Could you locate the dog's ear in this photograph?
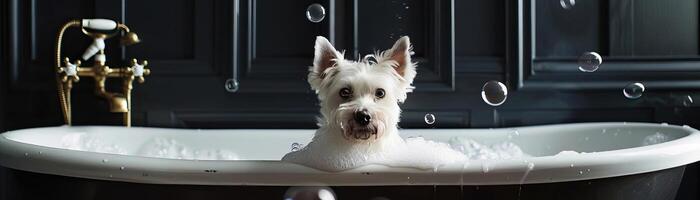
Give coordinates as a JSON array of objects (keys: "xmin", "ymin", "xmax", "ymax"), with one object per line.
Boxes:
[
  {"xmin": 384, "ymin": 36, "xmax": 416, "ymax": 84},
  {"xmin": 309, "ymin": 36, "xmax": 342, "ymax": 92},
  {"xmin": 381, "ymin": 36, "xmax": 417, "ymax": 101}
]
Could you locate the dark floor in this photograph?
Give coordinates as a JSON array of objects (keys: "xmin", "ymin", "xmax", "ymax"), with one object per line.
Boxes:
[{"xmin": 0, "ymin": 164, "xmax": 695, "ymax": 200}]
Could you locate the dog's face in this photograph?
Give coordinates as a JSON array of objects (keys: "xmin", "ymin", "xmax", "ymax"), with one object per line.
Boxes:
[{"xmin": 308, "ymin": 36, "xmax": 416, "ymax": 143}]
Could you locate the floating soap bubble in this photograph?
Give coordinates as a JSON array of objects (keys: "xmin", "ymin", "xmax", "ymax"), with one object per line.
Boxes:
[
  {"xmin": 224, "ymin": 78, "xmax": 239, "ymax": 92},
  {"xmin": 306, "ymin": 4, "xmax": 326, "ymax": 23},
  {"xmin": 683, "ymin": 95, "xmax": 694, "ymax": 107},
  {"xmin": 363, "ymin": 54, "xmax": 378, "ymax": 64},
  {"xmin": 284, "ymin": 187, "xmax": 336, "ymax": 200},
  {"xmin": 424, "ymin": 113, "xmax": 436, "ymax": 125},
  {"xmin": 623, "ymin": 82, "xmax": 645, "ymax": 99},
  {"xmin": 560, "ymin": 0, "xmax": 576, "ymax": 9},
  {"xmin": 481, "ymin": 81, "xmax": 508, "ymax": 106},
  {"xmin": 317, "ymin": 189, "xmax": 335, "ymax": 200},
  {"xmin": 578, "ymin": 52, "xmax": 602, "ymax": 72}
]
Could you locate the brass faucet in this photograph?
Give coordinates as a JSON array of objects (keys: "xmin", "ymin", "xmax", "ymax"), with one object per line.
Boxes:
[{"xmin": 55, "ymin": 19, "xmax": 150, "ymax": 127}]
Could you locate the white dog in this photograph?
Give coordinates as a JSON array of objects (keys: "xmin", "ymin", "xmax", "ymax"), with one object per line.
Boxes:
[{"xmin": 282, "ymin": 36, "xmax": 464, "ymax": 171}]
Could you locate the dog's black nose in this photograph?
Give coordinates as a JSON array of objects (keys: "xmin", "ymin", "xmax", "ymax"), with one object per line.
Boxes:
[{"xmin": 354, "ymin": 110, "xmax": 371, "ymax": 125}]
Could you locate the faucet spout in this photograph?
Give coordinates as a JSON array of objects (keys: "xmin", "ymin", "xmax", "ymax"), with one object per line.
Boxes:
[
  {"xmin": 106, "ymin": 93, "xmax": 128, "ymax": 113},
  {"xmin": 91, "ymin": 66, "xmax": 128, "ymax": 113}
]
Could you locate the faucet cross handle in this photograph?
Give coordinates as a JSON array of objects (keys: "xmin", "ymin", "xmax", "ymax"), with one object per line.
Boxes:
[
  {"xmin": 130, "ymin": 59, "xmax": 150, "ymax": 83},
  {"xmin": 59, "ymin": 57, "xmax": 81, "ymax": 82}
]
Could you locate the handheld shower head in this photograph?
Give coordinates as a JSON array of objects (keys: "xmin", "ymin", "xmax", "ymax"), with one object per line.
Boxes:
[{"xmin": 81, "ymin": 19, "xmax": 117, "ymax": 30}]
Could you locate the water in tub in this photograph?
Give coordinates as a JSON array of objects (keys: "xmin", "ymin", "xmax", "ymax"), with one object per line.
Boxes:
[
  {"xmin": 281, "ymin": 113, "xmax": 529, "ymax": 171},
  {"xmin": 58, "ymin": 123, "xmax": 672, "ymax": 172},
  {"xmin": 60, "ymin": 132, "xmax": 239, "ymax": 160},
  {"xmin": 58, "ymin": 126, "xmax": 529, "ymax": 171},
  {"xmin": 280, "ymin": 126, "xmax": 674, "ymax": 172},
  {"xmin": 281, "ymin": 134, "xmax": 528, "ymax": 171}
]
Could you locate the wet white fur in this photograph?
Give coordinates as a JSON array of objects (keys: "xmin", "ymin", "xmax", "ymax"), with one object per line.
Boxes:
[{"xmin": 282, "ymin": 36, "xmax": 461, "ymax": 171}]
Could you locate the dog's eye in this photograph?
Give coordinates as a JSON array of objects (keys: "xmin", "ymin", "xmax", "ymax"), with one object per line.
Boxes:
[
  {"xmin": 339, "ymin": 88, "xmax": 352, "ymax": 99},
  {"xmin": 375, "ymin": 88, "xmax": 385, "ymax": 99}
]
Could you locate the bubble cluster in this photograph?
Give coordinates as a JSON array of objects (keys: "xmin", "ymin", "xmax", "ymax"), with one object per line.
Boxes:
[{"xmin": 642, "ymin": 132, "xmax": 670, "ymax": 146}]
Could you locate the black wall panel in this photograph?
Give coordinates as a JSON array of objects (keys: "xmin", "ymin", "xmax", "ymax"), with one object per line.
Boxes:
[
  {"xmin": 1, "ymin": 0, "xmax": 700, "ymax": 199},
  {"xmin": 2, "ymin": 0, "xmax": 700, "ymax": 130}
]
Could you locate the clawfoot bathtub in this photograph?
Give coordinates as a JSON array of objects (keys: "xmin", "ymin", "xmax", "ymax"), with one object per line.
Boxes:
[{"xmin": 0, "ymin": 122, "xmax": 698, "ymax": 200}]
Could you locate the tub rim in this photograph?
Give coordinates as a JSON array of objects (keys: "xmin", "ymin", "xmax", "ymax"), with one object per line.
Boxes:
[{"xmin": 0, "ymin": 122, "xmax": 699, "ymax": 186}]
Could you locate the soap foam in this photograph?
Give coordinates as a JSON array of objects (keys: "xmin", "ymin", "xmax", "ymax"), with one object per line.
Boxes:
[
  {"xmin": 371, "ymin": 137, "xmax": 469, "ymax": 169},
  {"xmin": 283, "ymin": 136, "xmax": 529, "ymax": 171},
  {"xmin": 379, "ymin": 137, "xmax": 529, "ymax": 168},
  {"xmin": 642, "ymin": 132, "xmax": 670, "ymax": 146},
  {"xmin": 137, "ymin": 137, "xmax": 239, "ymax": 160},
  {"xmin": 61, "ymin": 132, "xmax": 128, "ymax": 155},
  {"xmin": 60, "ymin": 133, "xmax": 239, "ymax": 160},
  {"xmin": 554, "ymin": 150, "xmax": 581, "ymax": 157},
  {"xmin": 448, "ymin": 137, "xmax": 526, "ymax": 160}
]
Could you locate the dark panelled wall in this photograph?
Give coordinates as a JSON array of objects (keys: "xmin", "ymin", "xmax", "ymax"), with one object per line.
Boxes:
[
  {"xmin": 3, "ymin": 1, "xmax": 700, "ymax": 129},
  {"xmin": 1, "ymin": 0, "xmax": 700, "ymax": 199}
]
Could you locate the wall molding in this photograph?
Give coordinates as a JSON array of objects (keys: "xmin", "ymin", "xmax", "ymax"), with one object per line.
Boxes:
[{"xmin": 514, "ymin": 0, "xmax": 700, "ymax": 91}]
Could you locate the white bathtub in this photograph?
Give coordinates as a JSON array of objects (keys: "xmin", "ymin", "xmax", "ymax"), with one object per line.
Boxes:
[{"xmin": 1, "ymin": 122, "xmax": 699, "ymax": 189}]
